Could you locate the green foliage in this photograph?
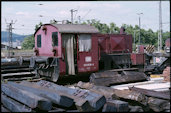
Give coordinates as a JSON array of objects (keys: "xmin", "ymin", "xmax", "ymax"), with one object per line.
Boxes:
[
  {"xmin": 162, "ymin": 31, "xmax": 170, "ymax": 47},
  {"xmin": 50, "ymin": 19, "xmax": 58, "ymax": 24},
  {"xmin": 35, "ymin": 22, "xmax": 43, "ymax": 31},
  {"xmin": 21, "ymin": 35, "xmax": 34, "ymax": 50},
  {"xmin": 81, "ymin": 19, "xmax": 170, "ymax": 49},
  {"xmin": 22, "ymin": 22, "xmax": 43, "ymax": 50},
  {"xmin": 22, "ymin": 19, "xmax": 170, "ymax": 51}
]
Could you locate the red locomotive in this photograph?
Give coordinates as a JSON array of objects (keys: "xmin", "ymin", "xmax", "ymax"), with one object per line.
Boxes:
[{"xmin": 26, "ymin": 24, "xmax": 145, "ymax": 82}]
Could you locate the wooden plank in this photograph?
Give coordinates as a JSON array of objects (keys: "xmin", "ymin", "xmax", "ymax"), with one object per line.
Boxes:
[
  {"xmin": 147, "ymin": 97, "xmax": 170, "ymax": 112},
  {"xmin": 109, "ymin": 68, "xmax": 138, "ymax": 72},
  {"xmin": 111, "ymin": 78, "xmax": 169, "ymax": 91},
  {"xmin": 111, "ymin": 80, "xmax": 155, "ymax": 90},
  {"xmin": 77, "ymin": 81, "xmax": 114, "ymax": 99},
  {"xmin": 1, "ymin": 93, "xmax": 32, "ymax": 112},
  {"xmin": 90, "ymin": 71, "xmax": 118, "ymax": 78},
  {"xmin": 89, "ymin": 71, "xmax": 148, "ymax": 86},
  {"xmin": 66, "ymin": 110, "xmax": 80, "ymax": 112},
  {"xmin": 133, "ymin": 82, "xmax": 170, "ymax": 90},
  {"xmin": 102, "ymin": 99, "xmax": 129, "ymax": 112},
  {"xmin": 1, "ymin": 83, "xmax": 52, "ymax": 110},
  {"xmin": 76, "ymin": 81, "xmax": 148, "ymax": 106},
  {"xmin": 7, "ymin": 81, "xmax": 74, "ymax": 108},
  {"xmin": 102, "ymin": 103, "xmax": 117, "ymax": 112},
  {"xmin": 129, "ymin": 105, "xmax": 144, "ymax": 112},
  {"xmin": 36, "ymin": 80, "xmax": 106, "ymax": 111},
  {"xmin": 36, "ymin": 82, "xmax": 92, "ymax": 112},
  {"xmin": 74, "ymin": 98, "xmax": 93, "ymax": 112},
  {"xmin": 48, "ymin": 107, "xmax": 65, "ymax": 112},
  {"xmin": 1, "ymin": 105, "xmax": 10, "ymax": 112},
  {"xmin": 129, "ymin": 86, "xmax": 170, "ymax": 100}
]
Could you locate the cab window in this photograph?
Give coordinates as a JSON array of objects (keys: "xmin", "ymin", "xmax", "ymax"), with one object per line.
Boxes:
[
  {"xmin": 52, "ymin": 32, "xmax": 58, "ymax": 46},
  {"xmin": 78, "ymin": 34, "xmax": 91, "ymax": 52},
  {"xmin": 37, "ymin": 35, "xmax": 41, "ymax": 48}
]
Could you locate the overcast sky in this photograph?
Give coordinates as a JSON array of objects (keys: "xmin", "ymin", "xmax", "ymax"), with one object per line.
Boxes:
[{"xmin": 1, "ymin": 1, "xmax": 170, "ymax": 35}]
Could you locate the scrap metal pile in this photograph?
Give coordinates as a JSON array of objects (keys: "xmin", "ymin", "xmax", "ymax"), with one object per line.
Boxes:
[{"xmin": 1, "ymin": 79, "xmax": 170, "ymax": 112}]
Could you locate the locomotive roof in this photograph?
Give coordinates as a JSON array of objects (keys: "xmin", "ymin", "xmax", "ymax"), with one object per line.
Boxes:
[
  {"xmin": 34, "ymin": 24, "xmax": 99, "ymax": 35},
  {"xmin": 52, "ymin": 24, "xmax": 99, "ymax": 33}
]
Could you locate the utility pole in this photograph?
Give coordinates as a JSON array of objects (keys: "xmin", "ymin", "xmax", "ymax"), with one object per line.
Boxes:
[
  {"xmin": 5, "ymin": 19, "xmax": 17, "ymax": 58},
  {"xmin": 78, "ymin": 16, "xmax": 81, "ymax": 24},
  {"xmin": 158, "ymin": 0, "xmax": 162, "ymax": 52},
  {"xmin": 137, "ymin": 13, "xmax": 143, "ymax": 45},
  {"xmin": 70, "ymin": 9, "xmax": 77, "ymax": 24}
]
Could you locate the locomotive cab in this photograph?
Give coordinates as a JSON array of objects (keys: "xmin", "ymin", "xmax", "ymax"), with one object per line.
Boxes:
[{"xmin": 32, "ymin": 24, "xmax": 99, "ymax": 82}]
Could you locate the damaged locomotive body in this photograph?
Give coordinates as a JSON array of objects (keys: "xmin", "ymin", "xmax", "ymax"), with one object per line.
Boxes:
[
  {"xmin": 30, "ymin": 24, "xmax": 145, "ymax": 82},
  {"xmin": 32, "ymin": 24, "xmax": 99, "ymax": 82}
]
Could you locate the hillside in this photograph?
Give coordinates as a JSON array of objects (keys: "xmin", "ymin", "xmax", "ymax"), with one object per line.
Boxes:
[{"xmin": 1, "ymin": 31, "xmax": 32, "ymax": 42}]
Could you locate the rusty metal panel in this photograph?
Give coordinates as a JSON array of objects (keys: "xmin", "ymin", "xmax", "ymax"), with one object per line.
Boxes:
[
  {"xmin": 165, "ymin": 38, "xmax": 170, "ymax": 47},
  {"xmin": 137, "ymin": 45, "xmax": 145, "ymax": 53},
  {"xmin": 131, "ymin": 53, "xmax": 145, "ymax": 65},
  {"xmin": 97, "ymin": 34, "xmax": 132, "ymax": 54},
  {"xmin": 110, "ymin": 36, "xmax": 125, "ymax": 52},
  {"xmin": 125, "ymin": 35, "xmax": 133, "ymax": 53},
  {"xmin": 97, "ymin": 35, "xmax": 110, "ymax": 54},
  {"xmin": 77, "ymin": 36, "xmax": 99, "ymax": 74}
]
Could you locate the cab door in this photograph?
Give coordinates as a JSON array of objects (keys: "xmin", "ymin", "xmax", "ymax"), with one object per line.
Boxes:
[{"xmin": 77, "ymin": 34, "xmax": 99, "ymax": 73}]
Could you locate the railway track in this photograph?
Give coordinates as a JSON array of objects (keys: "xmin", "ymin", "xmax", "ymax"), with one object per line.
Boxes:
[{"xmin": 1, "ymin": 61, "xmax": 37, "ymax": 82}]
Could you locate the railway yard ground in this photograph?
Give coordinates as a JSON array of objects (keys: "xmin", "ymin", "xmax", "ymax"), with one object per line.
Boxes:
[{"xmin": 1, "ymin": 56, "xmax": 170, "ymax": 112}]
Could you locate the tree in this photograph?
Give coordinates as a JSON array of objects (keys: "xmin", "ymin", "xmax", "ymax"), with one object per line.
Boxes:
[
  {"xmin": 21, "ymin": 35, "xmax": 34, "ymax": 50},
  {"xmin": 22, "ymin": 22, "xmax": 43, "ymax": 50},
  {"xmin": 109, "ymin": 22, "xmax": 119, "ymax": 33},
  {"xmin": 35, "ymin": 22, "xmax": 43, "ymax": 31},
  {"xmin": 162, "ymin": 31, "xmax": 170, "ymax": 48},
  {"xmin": 50, "ymin": 19, "xmax": 58, "ymax": 24},
  {"xmin": 21, "ymin": 18, "xmax": 169, "ymax": 51}
]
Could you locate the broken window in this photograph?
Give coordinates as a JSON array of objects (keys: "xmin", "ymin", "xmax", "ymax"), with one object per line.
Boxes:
[
  {"xmin": 52, "ymin": 32, "xmax": 58, "ymax": 46},
  {"xmin": 78, "ymin": 34, "xmax": 91, "ymax": 52},
  {"xmin": 37, "ymin": 35, "xmax": 41, "ymax": 48}
]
